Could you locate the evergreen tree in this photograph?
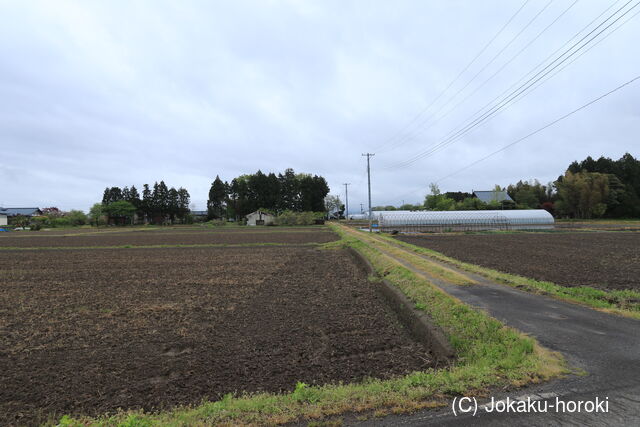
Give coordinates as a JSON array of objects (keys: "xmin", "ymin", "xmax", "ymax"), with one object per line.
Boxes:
[
  {"xmin": 177, "ymin": 188, "xmax": 190, "ymax": 222},
  {"xmin": 278, "ymin": 168, "xmax": 299, "ymax": 211},
  {"xmin": 128, "ymin": 185, "xmax": 141, "ymax": 207},
  {"xmin": 207, "ymin": 175, "xmax": 227, "ymax": 219},
  {"xmin": 142, "ymin": 184, "xmax": 152, "ymax": 222},
  {"xmin": 168, "ymin": 187, "xmax": 179, "ymax": 223}
]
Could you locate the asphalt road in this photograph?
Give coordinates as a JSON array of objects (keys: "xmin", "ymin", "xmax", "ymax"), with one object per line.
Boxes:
[{"xmin": 355, "ymin": 242, "xmax": 640, "ymax": 426}]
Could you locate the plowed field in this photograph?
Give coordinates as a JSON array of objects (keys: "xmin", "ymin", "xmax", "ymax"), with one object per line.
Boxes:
[
  {"xmin": 0, "ymin": 229, "xmax": 336, "ymax": 248},
  {"xmin": 397, "ymin": 232, "xmax": 640, "ymax": 291},
  {"xmin": 1, "ymin": 245, "xmax": 432, "ymax": 425}
]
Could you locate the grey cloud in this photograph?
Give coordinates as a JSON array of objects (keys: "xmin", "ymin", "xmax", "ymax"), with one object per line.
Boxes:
[{"xmin": 0, "ymin": 0, "xmax": 638, "ymax": 211}]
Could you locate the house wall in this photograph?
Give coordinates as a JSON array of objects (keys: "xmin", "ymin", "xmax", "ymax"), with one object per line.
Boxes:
[
  {"xmin": 0, "ymin": 215, "xmax": 7, "ymax": 226},
  {"xmin": 246, "ymin": 212, "xmax": 275, "ymax": 226}
]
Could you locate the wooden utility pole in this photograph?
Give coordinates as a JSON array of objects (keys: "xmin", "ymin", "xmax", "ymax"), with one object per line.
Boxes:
[{"xmin": 362, "ymin": 153, "xmax": 374, "ymax": 232}]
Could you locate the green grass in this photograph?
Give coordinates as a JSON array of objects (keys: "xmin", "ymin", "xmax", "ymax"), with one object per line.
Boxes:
[
  {"xmin": 51, "ymin": 227, "xmax": 564, "ymax": 426},
  {"xmin": 378, "ymin": 233, "xmax": 640, "ymax": 319},
  {"xmin": 340, "ymin": 229, "xmax": 475, "ymax": 286},
  {"xmin": 556, "ymin": 218, "xmax": 640, "ymax": 224}
]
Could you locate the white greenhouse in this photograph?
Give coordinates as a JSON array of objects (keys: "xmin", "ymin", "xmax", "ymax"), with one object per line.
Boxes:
[{"xmin": 376, "ymin": 209, "xmax": 554, "ymax": 232}]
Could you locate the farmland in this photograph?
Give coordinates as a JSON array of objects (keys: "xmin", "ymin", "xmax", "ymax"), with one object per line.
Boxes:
[
  {"xmin": 396, "ymin": 231, "xmax": 640, "ymax": 291},
  {"xmin": 0, "ymin": 228, "xmax": 434, "ymax": 425},
  {"xmin": 0, "ymin": 227, "xmax": 337, "ymax": 248}
]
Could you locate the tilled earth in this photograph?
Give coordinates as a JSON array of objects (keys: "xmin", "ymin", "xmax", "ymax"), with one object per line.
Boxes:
[
  {"xmin": 397, "ymin": 231, "xmax": 640, "ymax": 291},
  {"xmin": 0, "ymin": 229, "xmax": 337, "ymax": 247},
  {"xmin": 0, "ymin": 246, "xmax": 433, "ymax": 425}
]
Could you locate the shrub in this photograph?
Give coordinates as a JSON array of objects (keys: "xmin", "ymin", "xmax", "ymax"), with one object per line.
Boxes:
[
  {"xmin": 274, "ymin": 211, "xmax": 318, "ymax": 226},
  {"xmin": 50, "ymin": 217, "xmax": 72, "ymax": 227},
  {"xmin": 31, "ymin": 215, "xmax": 50, "ymax": 228},
  {"xmin": 65, "ymin": 210, "xmax": 88, "ymax": 226}
]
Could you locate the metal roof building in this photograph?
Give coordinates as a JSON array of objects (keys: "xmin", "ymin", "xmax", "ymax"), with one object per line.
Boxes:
[
  {"xmin": 472, "ymin": 191, "xmax": 514, "ymax": 204},
  {"xmin": 377, "ymin": 209, "xmax": 553, "ymax": 232},
  {"xmin": 0, "ymin": 207, "xmax": 42, "ymax": 217}
]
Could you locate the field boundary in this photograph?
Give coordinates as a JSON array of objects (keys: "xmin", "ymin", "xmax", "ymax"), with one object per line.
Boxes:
[
  {"xmin": 347, "ymin": 247, "xmax": 455, "ymax": 365},
  {"xmin": 0, "ymin": 242, "xmax": 323, "ymax": 251},
  {"xmin": 377, "ymin": 233, "xmax": 640, "ymax": 319}
]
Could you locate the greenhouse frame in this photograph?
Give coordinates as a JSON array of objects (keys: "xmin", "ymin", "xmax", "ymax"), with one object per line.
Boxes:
[{"xmin": 376, "ymin": 209, "xmax": 554, "ymax": 232}]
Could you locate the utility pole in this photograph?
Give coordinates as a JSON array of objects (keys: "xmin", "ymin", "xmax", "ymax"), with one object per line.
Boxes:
[
  {"xmin": 362, "ymin": 153, "xmax": 375, "ymax": 232},
  {"xmin": 360, "ymin": 203, "xmax": 364, "ymax": 213},
  {"xmin": 343, "ymin": 183, "xmax": 350, "ymax": 220}
]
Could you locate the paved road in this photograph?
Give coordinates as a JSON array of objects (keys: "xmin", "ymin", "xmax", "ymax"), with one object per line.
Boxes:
[{"xmin": 354, "ymin": 238, "xmax": 640, "ymax": 426}]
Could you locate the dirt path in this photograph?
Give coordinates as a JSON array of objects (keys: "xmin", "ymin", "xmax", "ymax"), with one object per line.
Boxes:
[{"xmin": 339, "ymin": 227, "xmax": 640, "ymax": 426}]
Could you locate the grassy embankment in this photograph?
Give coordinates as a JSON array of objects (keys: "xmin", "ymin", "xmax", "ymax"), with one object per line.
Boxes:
[
  {"xmin": 53, "ymin": 225, "xmax": 564, "ymax": 426},
  {"xmin": 372, "ymin": 232, "xmax": 640, "ymax": 320}
]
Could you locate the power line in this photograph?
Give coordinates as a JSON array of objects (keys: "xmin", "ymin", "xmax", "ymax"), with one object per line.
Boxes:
[
  {"xmin": 394, "ymin": 74, "xmax": 640, "ymax": 202},
  {"xmin": 384, "ymin": 0, "xmax": 639, "ymax": 170},
  {"xmin": 385, "ymin": 0, "xmax": 636, "ymax": 170},
  {"xmin": 371, "ymin": 0, "xmax": 531, "ymax": 153},
  {"xmin": 392, "ymin": 0, "xmax": 580, "ymax": 151},
  {"xmin": 385, "ymin": 0, "xmax": 637, "ymax": 169},
  {"xmin": 379, "ymin": 0, "xmax": 557, "ymax": 154},
  {"xmin": 436, "ymin": 74, "xmax": 640, "ymax": 182}
]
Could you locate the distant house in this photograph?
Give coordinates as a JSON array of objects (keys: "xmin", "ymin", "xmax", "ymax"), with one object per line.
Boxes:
[
  {"xmin": 246, "ymin": 210, "xmax": 275, "ymax": 226},
  {"xmin": 0, "ymin": 213, "xmax": 7, "ymax": 226},
  {"xmin": 472, "ymin": 191, "xmax": 514, "ymax": 204},
  {"xmin": 0, "ymin": 207, "xmax": 42, "ymax": 220},
  {"xmin": 190, "ymin": 210, "xmax": 208, "ymax": 220}
]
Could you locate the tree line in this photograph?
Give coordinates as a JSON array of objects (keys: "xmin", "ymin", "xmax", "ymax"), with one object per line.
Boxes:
[
  {"xmin": 207, "ymin": 168, "xmax": 330, "ymax": 220},
  {"xmin": 373, "ymin": 153, "xmax": 639, "ymax": 219},
  {"xmin": 98, "ymin": 181, "xmax": 191, "ymax": 224},
  {"xmin": 506, "ymin": 153, "xmax": 640, "ymax": 218}
]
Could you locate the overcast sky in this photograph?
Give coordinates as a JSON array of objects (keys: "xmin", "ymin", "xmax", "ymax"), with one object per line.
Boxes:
[{"xmin": 1, "ymin": 0, "xmax": 638, "ymax": 212}]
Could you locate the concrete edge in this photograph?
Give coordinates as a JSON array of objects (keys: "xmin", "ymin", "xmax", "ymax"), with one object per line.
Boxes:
[{"xmin": 346, "ymin": 247, "xmax": 456, "ymax": 366}]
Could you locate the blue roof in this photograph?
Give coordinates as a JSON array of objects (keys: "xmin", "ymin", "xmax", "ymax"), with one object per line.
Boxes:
[
  {"xmin": 472, "ymin": 191, "xmax": 514, "ymax": 203},
  {"xmin": 0, "ymin": 207, "xmax": 42, "ymax": 216}
]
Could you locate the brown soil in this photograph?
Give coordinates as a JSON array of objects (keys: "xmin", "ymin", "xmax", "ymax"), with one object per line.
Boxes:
[
  {"xmin": 396, "ymin": 232, "xmax": 640, "ymax": 291},
  {"xmin": 0, "ymin": 225, "xmax": 329, "ymax": 237},
  {"xmin": 0, "ymin": 229, "xmax": 337, "ymax": 248},
  {"xmin": 0, "ymin": 246, "xmax": 432, "ymax": 426}
]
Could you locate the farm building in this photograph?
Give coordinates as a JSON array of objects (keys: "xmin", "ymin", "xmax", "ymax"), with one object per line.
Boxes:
[
  {"xmin": 0, "ymin": 207, "xmax": 42, "ymax": 223},
  {"xmin": 377, "ymin": 209, "xmax": 554, "ymax": 232},
  {"xmin": 0, "ymin": 207, "xmax": 42, "ymax": 217},
  {"xmin": 246, "ymin": 210, "xmax": 275, "ymax": 226},
  {"xmin": 472, "ymin": 190, "xmax": 514, "ymax": 204},
  {"xmin": 190, "ymin": 210, "xmax": 208, "ymax": 220}
]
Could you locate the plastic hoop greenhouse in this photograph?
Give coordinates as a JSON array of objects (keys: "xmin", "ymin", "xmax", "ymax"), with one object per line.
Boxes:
[{"xmin": 375, "ymin": 210, "xmax": 554, "ymax": 232}]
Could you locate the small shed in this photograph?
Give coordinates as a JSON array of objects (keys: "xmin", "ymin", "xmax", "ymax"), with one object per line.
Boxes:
[{"xmin": 246, "ymin": 210, "xmax": 275, "ymax": 226}]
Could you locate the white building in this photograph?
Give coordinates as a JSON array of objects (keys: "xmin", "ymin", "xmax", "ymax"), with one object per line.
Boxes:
[
  {"xmin": 246, "ymin": 210, "xmax": 276, "ymax": 226},
  {"xmin": 0, "ymin": 214, "xmax": 7, "ymax": 226}
]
